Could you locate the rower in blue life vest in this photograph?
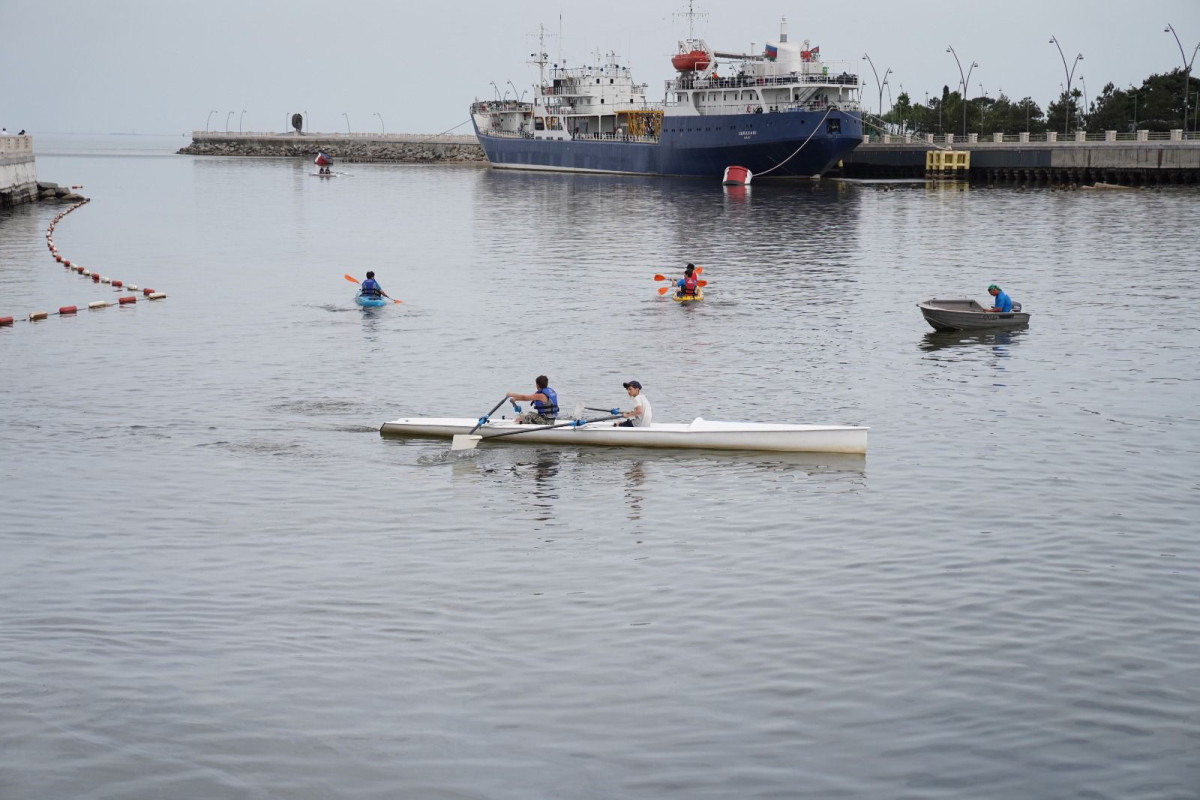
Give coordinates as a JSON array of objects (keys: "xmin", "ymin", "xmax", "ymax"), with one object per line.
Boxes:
[
  {"xmin": 507, "ymin": 375, "xmax": 559, "ymax": 425},
  {"xmin": 361, "ymin": 271, "xmax": 392, "ymax": 301},
  {"xmin": 676, "ymin": 263, "xmax": 700, "ymax": 297},
  {"xmin": 986, "ymin": 283, "xmax": 1013, "ymax": 312}
]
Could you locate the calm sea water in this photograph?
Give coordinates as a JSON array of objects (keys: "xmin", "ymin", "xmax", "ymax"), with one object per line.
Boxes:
[{"xmin": 2, "ymin": 134, "xmax": 1197, "ymax": 799}]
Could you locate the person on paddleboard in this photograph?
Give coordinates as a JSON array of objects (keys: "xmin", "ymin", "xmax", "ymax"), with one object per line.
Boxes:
[
  {"xmin": 986, "ymin": 283, "xmax": 1013, "ymax": 312},
  {"xmin": 614, "ymin": 380, "xmax": 652, "ymax": 427},
  {"xmin": 507, "ymin": 375, "xmax": 559, "ymax": 425},
  {"xmin": 361, "ymin": 271, "xmax": 392, "ymax": 300},
  {"xmin": 676, "ymin": 264, "xmax": 700, "ymax": 298}
]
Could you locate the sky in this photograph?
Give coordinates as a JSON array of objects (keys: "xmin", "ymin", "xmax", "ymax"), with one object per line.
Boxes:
[{"xmin": 2, "ymin": 0, "xmax": 1197, "ymax": 135}]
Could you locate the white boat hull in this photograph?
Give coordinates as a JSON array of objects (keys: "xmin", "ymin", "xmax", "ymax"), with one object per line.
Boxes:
[{"xmin": 380, "ymin": 417, "xmax": 868, "ymax": 454}]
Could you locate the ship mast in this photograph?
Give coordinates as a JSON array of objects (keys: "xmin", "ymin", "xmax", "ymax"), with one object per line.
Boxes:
[
  {"xmin": 675, "ymin": 0, "xmax": 707, "ymax": 42},
  {"xmin": 529, "ymin": 23, "xmax": 549, "ymax": 88}
]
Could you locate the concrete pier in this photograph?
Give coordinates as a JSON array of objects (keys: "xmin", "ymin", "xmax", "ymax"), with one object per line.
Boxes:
[
  {"xmin": 0, "ymin": 135, "xmax": 38, "ymax": 206},
  {"xmin": 178, "ymin": 131, "xmax": 486, "ymax": 163},
  {"xmin": 842, "ymin": 131, "xmax": 1200, "ymax": 185}
]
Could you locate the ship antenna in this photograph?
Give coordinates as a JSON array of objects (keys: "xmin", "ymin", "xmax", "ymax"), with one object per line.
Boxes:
[{"xmin": 675, "ymin": 0, "xmax": 707, "ymax": 41}]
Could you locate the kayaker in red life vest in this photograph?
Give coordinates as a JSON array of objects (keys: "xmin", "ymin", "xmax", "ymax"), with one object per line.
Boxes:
[
  {"xmin": 676, "ymin": 264, "xmax": 700, "ymax": 297},
  {"xmin": 361, "ymin": 271, "xmax": 392, "ymax": 300}
]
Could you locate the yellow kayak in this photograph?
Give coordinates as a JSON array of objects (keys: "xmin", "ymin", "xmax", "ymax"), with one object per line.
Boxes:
[{"xmin": 672, "ymin": 288, "xmax": 704, "ymax": 303}]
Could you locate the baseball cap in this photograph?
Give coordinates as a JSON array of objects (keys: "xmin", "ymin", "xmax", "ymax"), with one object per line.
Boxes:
[
  {"xmin": 622, "ymin": 380, "xmax": 642, "ymax": 390},
  {"xmin": 987, "ymin": 284, "xmax": 999, "ymax": 291}
]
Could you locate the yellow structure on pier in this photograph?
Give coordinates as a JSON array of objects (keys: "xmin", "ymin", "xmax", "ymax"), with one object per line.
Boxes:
[{"xmin": 926, "ymin": 149, "xmax": 970, "ymax": 179}]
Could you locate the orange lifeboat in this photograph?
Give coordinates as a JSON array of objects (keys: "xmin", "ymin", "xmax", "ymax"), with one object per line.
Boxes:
[{"xmin": 671, "ymin": 49, "xmax": 710, "ymax": 72}]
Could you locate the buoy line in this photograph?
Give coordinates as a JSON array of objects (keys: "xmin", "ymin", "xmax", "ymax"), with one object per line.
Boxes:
[{"xmin": 2, "ymin": 196, "xmax": 169, "ymax": 329}]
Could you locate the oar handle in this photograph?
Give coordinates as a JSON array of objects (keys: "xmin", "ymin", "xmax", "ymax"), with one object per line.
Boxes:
[
  {"xmin": 584, "ymin": 407, "xmax": 621, "ymax": 415},
  {"xmin": 480, "ymin": 414, "xmax": 620, "ymax": 440},
  {"xmin": 468, "ymin": 396, "xmax": 513, "ymax": 435}
]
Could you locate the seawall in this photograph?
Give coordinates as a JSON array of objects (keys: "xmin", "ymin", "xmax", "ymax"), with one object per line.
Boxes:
[
  {"xmin": 178, "ymin": 132, "xmax": 486, "ymax": 163},
  {"xmin": 843, "ymin": 130, "xmax": 1200, "ymax": 185},
  {"xmin": 1, "ymin": 135, "xmax": 38, "ymax": 206}
]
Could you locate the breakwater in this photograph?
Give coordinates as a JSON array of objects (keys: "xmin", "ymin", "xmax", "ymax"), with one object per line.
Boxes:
[
  {"xmin": 1, "ymin": 135, "xmax": 38, "ymax": 206},
  {"xmin": 843, "ymin": 130, "xmax": 1200, "ymax": 185},
  {"xmin": 178, "ymin": 131, "xmax": 486, "ymax": 163}
]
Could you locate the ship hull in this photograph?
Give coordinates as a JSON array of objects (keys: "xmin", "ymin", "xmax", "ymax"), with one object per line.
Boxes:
[{"xmin": 473, "ymin": 109, "xmax": 862, "ymax": 178}]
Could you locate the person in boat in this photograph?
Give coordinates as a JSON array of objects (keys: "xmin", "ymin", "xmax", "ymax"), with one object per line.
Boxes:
[
  {"xmin": 986, "ymin": 284, "xmax": 1013, "ymax": 313},
  {"xmin": 676, "ymin": 264, "xmax": 700, "ymax": 298},
  {"xmin": 360, "ymin": 271, "xmax": 392, "ymax": 300},
  {"xmin": 614, "ymin": 380, "xmax": 652, "ymax": 427},
  {"xmin": 507, "ymin": 375, "xmax": 558, "ymax": 425}
]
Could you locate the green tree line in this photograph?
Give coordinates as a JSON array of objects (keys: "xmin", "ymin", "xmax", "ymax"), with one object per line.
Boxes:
[{"xmin": 879, "ymin": 69, "xmax": 1200, "ymax": 136}]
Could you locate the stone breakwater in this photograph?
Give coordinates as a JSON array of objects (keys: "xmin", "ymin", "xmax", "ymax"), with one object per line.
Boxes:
[{"xmin": 178, "ymin": 132, "xmax": 486, "ymax": 163}]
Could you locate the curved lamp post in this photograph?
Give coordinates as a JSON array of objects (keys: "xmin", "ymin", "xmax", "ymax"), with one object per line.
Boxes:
[
  {"xmin": 1164, "ymin": 24, "xmax": 1200, "ymax": 133},
  {"xmin": 1049, "ymin": 35, "xmax": 1083, "ymax": 134},
  {"xmin": 225, "ymin": 111, "xmax": 234, "ymax": 133},
  {"xmin": 489, "ymin": 81, "xmax": 502, "ymax": 101},
  {"xmin": 1079, "ymin": 76, "xmax": 1089, "ymax": 129},
  {"xmin": 239, "ymin": 109, "xmax": 247, "ymax": 133},
  {"xmin": 206, "ymin": 110, "xmax": 218, "ymax": 132},
  {"xmin": 373, "ymin": 112, "xmax": 385, "ymax": 134},
  {"xmin": 861, "ymin": 53, "xmax": 892, "ymax": 117},
  {"xmin": 946, "ymin": 46, "xmax": 977, "ymax": 138},
  {"xmin": 342, "ymin": 113, "xmax": 350, "ymax": 134}
]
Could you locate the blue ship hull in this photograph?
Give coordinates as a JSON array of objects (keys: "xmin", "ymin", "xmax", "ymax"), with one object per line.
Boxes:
[{"xmin": 473, "ymin": 109, "xmax": 863, "ymax": 178}]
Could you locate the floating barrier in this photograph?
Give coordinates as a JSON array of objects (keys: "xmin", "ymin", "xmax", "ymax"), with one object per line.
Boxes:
[{"xmin": 6, "ymin": 194, "xmax": 169, "ymax": 332}]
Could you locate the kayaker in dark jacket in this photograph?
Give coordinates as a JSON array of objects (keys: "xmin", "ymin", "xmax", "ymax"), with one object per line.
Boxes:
[
  {"xmin": 507, "ymin": 375, "xmax": 559, "ymax": 424},
  {"xmin": 361, "ymin": 271, "xmax": 392, "ymax": 300}
]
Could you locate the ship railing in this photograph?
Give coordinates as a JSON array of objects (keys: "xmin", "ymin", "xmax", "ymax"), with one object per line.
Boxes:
[
  {"xmin": 472, "ymin": 101, "xmax": 533, "ymax": 114},
  {"xmin": 663, "ymin": 99, "xmax": 862, "ymax": 115},
  {"xmin": 480, "ymin": 129, "xmax": 661, "ymax": 144},
  {"xmin": 862, "ymin": 129, "xmax": 1200, "ymax": 145},
  {"xmin": 669, "ymin": 72, "xmax": 859, "ymax": 92}
]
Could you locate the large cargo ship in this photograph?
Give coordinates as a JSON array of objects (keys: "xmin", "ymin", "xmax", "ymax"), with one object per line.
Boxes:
[{"xmin": 470, "ymin": 14, "xmax": 863, "ymax": 179}]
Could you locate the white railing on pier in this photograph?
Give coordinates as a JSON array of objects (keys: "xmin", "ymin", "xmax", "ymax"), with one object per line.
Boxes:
[{"xmin": 861, "ymin": 130, "xmax": 1196, "ymax": 146}]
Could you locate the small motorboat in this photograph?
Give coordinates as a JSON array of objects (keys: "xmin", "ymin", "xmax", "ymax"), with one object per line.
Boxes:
[
  {"xmin": 354, "ymin": 292, "xmax": 389, "ymax": 308},
  {"xmin": 380, "ymin": 416, "xmax": 868, "ymax": 454},
  {"xmin": 917, "ymin": 298, "xmax": 1029, "ymax": 331},
  {"xmin": 673, "ymin": 288, "xmax": 704, "ymax": 303}
]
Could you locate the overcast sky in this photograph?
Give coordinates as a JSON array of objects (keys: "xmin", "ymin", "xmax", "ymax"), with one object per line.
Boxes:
[{"xmin": 2, "ymin": 0, "xmax": 1197, "ymax": 135}]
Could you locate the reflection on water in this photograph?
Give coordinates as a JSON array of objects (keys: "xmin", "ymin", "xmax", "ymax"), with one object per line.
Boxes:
[{"xmin": 919, "ymin": 327, "xmax": 1028, "ymax": 353}]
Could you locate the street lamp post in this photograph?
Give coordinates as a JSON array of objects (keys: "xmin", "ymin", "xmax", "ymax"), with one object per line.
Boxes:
[
  {"xmin": 1079, "ymin": 76, "xmax": 1089, "ymax": 129},
  {"xmin": 373, "ymin": 112, "xmax": 385, "ymax": 134},
  {"xmin": 239, "ymin": 109, "xmax": 247, "ymax": 133},
  {"xmin": 304, "ymin": 111, "xmax": 308, "ymax": 133},
  {"xmin": 1131, "ymin": 85, "xmax": 1139, "ymax": 130},
  {"xmin": 225, "ymin": 111, "xmax": 234, "ymax": 133},
  {"xmin": 1049, "ymin": 35, "xmax": 1083, "ymax": 134},
  {"xmin": 206, "ymin": 110, "xmax": 218, "ymax": 132},
  {"xmin": 1164, "ymin": 24, "xmax": 1200, "ymax": 134},
  {"xmin": 946, "ymin": 45, "xmax": 977, "ymax": 138},
  {"xmin": 862, "ymin": 53, "xmax": 892, "ymax": 117},
  {"xmin": 342, "ymin": 113, "xmax": 350, "ymax": 134},
  {"xmin": 507, "ymin": 81, "xmax": 522, "ymax": 105},
  {"xmin": 489, "ymin": 81, "xmax": 502, "ymax": 101}
]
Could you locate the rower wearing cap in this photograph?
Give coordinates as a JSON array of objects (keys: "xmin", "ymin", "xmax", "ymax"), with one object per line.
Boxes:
[
  {"xmin": 615, "ymin": 380, "xmax": 652, "ymax": 427},
  {"xmin": 986, "ymin": 284, "xmax": 1013, "ymax": 313}
]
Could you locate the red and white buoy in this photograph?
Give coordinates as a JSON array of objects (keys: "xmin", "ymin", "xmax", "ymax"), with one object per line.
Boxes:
[{"xmin": 722, "ymin": 165, "xmax": 753, "ymax": 186}]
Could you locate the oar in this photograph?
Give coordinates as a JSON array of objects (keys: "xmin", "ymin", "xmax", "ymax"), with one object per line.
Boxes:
[
  {"xmin": 653, "ymin": 266, "xmax": 703, "ymax": 282},
  {"xmin": 451, "ymin": 414, "xmax": 621, "ymax": 451},
  {"xmin": 344, "ymin": 273, "xmax": 402, "ymax": 304},
  {"xmin": 450, "ymin": 396, "xmax": 515, "ymax": 450}
]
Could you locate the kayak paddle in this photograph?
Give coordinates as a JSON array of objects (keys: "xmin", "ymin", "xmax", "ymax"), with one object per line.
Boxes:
[
  {"xmin": 343, "ymin": 273, "xmax": 402, "ymax": 303},
  {"xmin": 451, "ymin": 414, "xmax": 622, "ymax": 451}
]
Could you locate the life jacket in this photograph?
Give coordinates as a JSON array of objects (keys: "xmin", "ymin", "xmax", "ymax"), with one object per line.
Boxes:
[
  {"xmin": 361, "ymin": 278, "xmax": 381, "ymax": 296},
  {"xmin": 681, "ymin": 273, "xmax": 699, "ymax": 295},
  {"xmin": 532, "ymin": 386, "xmax": 559, "ymax": 419}
]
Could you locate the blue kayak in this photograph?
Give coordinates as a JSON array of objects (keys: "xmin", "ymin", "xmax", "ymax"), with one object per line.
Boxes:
[{"xmin": 355, "ymin": 292, "xmax": 389, "ymax": 308}]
